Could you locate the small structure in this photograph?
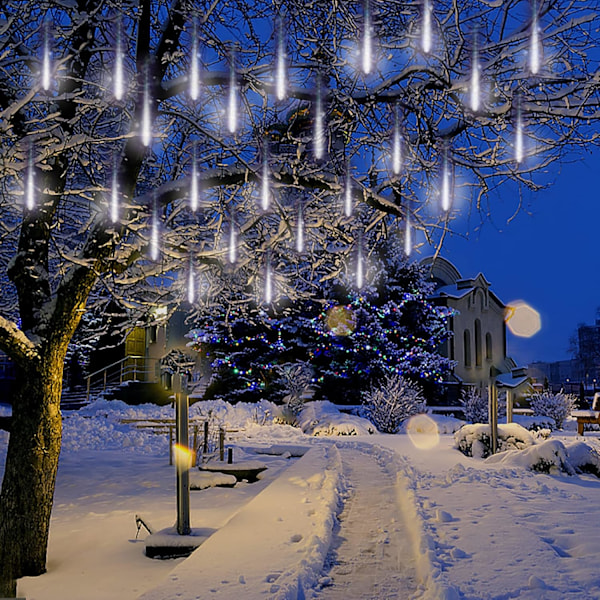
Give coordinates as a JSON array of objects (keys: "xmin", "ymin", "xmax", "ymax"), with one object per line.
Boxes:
[{"xmin": 421, "ymin": 256, "xmax": 530, "ymax": 405}]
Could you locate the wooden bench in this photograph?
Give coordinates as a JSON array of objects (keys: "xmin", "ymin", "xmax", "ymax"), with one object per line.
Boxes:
[{"xmin": 572, "ymin": 410, "xmax": 600, "ymax": 436}]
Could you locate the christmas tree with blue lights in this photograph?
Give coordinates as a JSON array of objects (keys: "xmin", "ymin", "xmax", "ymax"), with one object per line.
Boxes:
[{"xmin": 188, "ymin": 241, "xmax": 453, "ymax": 404}]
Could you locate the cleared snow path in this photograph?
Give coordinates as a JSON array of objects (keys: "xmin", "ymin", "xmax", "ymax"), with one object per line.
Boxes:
[{"xmin": 315, "ymin": 446, "xmax": 419, "ymax": 600}]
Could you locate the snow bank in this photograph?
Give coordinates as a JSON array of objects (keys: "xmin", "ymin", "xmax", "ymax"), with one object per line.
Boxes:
[
  {"xmin": 137, "ymin": 444, "xmax": 344, "ymax": 600},
  {"xmin": 297, "ymin": 401, "xmax": 376, "ymax": 436}
]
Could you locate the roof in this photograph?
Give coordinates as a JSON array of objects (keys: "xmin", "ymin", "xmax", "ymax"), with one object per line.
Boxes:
[{"xmin": 495, "ymin": 372, "xmax": 531, "ymax": 390}]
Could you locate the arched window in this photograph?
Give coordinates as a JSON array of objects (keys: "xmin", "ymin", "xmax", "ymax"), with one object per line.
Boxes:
[
  {"xmin": 464, "ymin": 329, "xmax": 471, "ymax": 367},
  {"xmin": 474, "ymin": 319, "xmax": 482, "ymax": 367},
  {"xmin": 486, "ymin": 333, "xmax": 493, "ymax": 361}
]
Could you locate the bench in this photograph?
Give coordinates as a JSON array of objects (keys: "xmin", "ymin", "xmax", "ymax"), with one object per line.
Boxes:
[{"xmin": 572, "ymin": 410, "xmax": 600, "ymax": 436}]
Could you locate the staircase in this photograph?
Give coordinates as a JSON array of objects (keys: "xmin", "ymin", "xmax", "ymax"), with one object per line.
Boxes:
[{"xmin": 60, "ymin": 387, "xmax": 91, "ymax": 410}]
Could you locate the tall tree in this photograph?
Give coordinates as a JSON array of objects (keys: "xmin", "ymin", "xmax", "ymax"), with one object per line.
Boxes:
[{"xmin": 0, "ymin": 0, "xmax": 598, "ymax": 594}]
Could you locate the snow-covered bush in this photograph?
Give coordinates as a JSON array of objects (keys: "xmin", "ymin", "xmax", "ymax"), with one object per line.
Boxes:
[
  {"xmin": 460, "ymin": 387, "xmax": 507, "ymax": 424},
  {"xmin": 486, "ymin": 439, "xmax": 600, "ymax": 478},
  {"xmin": 460, "ymin": 387, "xmax": 488, "ymax": 423},
  {"xmin": 565, "ymin": 441, "xmax": 600, "ymax": 477},
  {"xmin": 455, "ymin": 423, "xmax": 535, "ymax": 459},
  {"xmin": 362, "ymin": 373, "xmax": 426, "ymax": 434},
  {"xmin": 529, "ymin": 391, "xmax": 576, "ymax": 430},
  {"xmin": 485, "ymin": 439, "xmax": 574, "ymax": 474},
  {"xmin": 513, "ymin": 414, "xmax": 556, "ymax": 433},
  {"xmin": 298, "ymin": 401, "xmax": 375, "ymax": 436},
  {"xmin": 273, "ymin": 361, "xmax": 315, "ymax": 415}
]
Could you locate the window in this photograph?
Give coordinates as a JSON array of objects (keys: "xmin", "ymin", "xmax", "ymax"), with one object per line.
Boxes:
[
  {"xmin": 475, "ymin": 319, "xmax": 482, "ymax": 367},
  {"xmin": 486, "ymin": 333, "xmax": 493, "ymax": 361},
  {"xmin": 464, "ymin": 329, "xmax": 471, "ymax": 367}
]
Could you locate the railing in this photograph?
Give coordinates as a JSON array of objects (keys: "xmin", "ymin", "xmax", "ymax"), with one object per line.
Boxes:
[{"xmin": 86, "ymin": 355, "xmax": 155, "ymax": 402}]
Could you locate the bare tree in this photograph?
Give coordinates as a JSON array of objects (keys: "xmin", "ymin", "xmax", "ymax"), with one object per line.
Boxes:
[{"xmin": 0, "ymin": 0, "xmax": 598, "ymax": 594}]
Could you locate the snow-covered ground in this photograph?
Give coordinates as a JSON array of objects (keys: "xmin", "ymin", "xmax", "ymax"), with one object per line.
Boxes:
[{"xmin": 1, "ymin": 399, "xmax": 600, "ymax": 599}]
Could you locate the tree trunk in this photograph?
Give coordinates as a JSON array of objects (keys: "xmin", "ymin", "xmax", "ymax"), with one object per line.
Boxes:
[{"xmin": 0, "ymin": 358, "xmax": 63, "ymax": 597}]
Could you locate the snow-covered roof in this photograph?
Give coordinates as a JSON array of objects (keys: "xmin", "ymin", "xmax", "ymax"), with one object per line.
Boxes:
[
  {"xmin": 495, "ymin": 372, "xmax": 530, "ymax": 389},
  {"xmin": 429, "ymin": 284, "xmax": 472, "ymax": 300}
]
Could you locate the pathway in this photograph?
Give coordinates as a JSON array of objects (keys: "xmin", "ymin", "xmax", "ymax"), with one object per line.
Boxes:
[{"xmin": 315, "ymin": 446, "xmax": 419, "ymax": 600}]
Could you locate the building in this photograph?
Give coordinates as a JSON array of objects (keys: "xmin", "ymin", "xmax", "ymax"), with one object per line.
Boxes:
[
  {"xmin": 421, "ymin": 256, "xmax": 530, "ymax": 403},
  {"xmin": 528, "ymin": 319, "xmax": 600, "ymax": 396}
]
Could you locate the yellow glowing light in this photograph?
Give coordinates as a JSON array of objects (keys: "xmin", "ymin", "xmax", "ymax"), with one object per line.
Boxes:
[
  {"xmin": 173, "ymin": 444, "xmax": 194, "ymax": 470},
  {"xmin": 406, "ymin": 414, "xmax": 440, "ymax": 450},
  {"xmin": 505, "ymin": 300, "xmax": 541, "ymax": 338},
  {"xmin": 326, "ymin": 306, "xmax": 356, "ymax": 336}
]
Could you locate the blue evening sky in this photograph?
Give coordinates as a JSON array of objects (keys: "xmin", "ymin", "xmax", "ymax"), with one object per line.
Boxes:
[{"xmin": 437, "ymin": 150, "xmax": 599, "ymax": 367}]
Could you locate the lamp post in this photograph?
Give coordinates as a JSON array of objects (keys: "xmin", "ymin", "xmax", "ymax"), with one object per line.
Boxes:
[{"xmin": 173, "ymin": 372, "xmax": 191, "ymax": 536}]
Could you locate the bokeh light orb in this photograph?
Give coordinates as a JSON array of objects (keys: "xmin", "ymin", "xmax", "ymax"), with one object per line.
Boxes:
[
  {"xmin": 505, "ymin": 300, "xmax": 541, "ymax": 338},
  {"xmin": 326, "ymin": 305, "xmax": 356, "ymax": 336},
  {"xmin": 406, "ymin": 414, "xmax": 440, "ymax": 450}
]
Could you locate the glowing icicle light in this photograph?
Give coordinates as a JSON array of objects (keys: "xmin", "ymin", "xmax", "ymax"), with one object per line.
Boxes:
[
  {"xmin": 187, "ymin": 259, "xmax": 195, "ymax": 304},
  {"xmin": 422, "ymin": 0, "xmax": 432, "ymax": 54},
  {"xmin": 26, "ymin": 155, "xmax": 35, "ymax": 211},
  {"xmin": 530, "ymin": 6, "xmax": 540, "ymax": 75},
  {"xmin": 296, "ymin": 204, "xmax": 304, "ymax": 253},
  {"xmin": 404, "ymin": 217, "xmax": 412, "ymax": 256},
  {"xmin": 264, "ymin": 254, "xmax": 273, "ymax": 304},
  {"xmin": 227, "ymin": 62, "xmax": 238, "ymax": 134},
  {"xmin": 228, "ymin": 221, "xmax": 237, "ymax": 264},
  {"xmin": 190, "ymin": 151, "xmax": 199, "ymax": 211},
  {"xmin": 141, "ymin": 83, "xmax": 152, "ymax": 147},
  {"xmin": 42, "ymin": 30, "xmax": 52, "ymax": 91},
  {"xmin": 344, "ymin": 170, "xmax": 353, "ymax": 217},
  {"xmin": 314, "ymin": 79, "xmax": 325, "ymax": 160},
  {"xmin": 114, "ymin": 31, "xmax": 124, "ymax": 100},
  {"xmin": 150, "ymin": 209, "xmax": 160, "ymax": 261},
  {"xmin": 362, "ymin": 0, "xmax": 372, "ymax": 75},
  {"xmin": 470, "ymin": 44, "xmax": 480, "ymax": 112},
  {"xmin": 356, "ymin": 239, "xmax": 364, "ymax": 290},
  {"xmin": 261, "ymin": 153, "xmax": 270, "ymax": 211},
  {"xmin": 515, "ymin": 109, "xmax": 524, "ymax": 164},
  {"xmin": 190, "ymin": 40, "xmax": 201, "ymax": 101},
  {"xmin": 276, "ymin": 18, "xmax": 286, "ymax": 101},
  {"xmin": 392, "ymin": 120, "xmax": 402, "ymax": 176},
  {"xmin": 110, "ymin": 171, "xmax": 119, "ymax": 223},
  {"xmin": 441, "ymin": 149, "xmax": 452, "ymax": 212}
]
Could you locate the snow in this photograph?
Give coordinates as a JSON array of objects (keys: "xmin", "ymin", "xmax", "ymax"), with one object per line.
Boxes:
[{"xmin": 2, "ymin": 400, "xmax": 600, "ymax": 599}]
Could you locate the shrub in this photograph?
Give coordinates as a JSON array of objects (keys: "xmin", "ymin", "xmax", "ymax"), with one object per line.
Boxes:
[
  {"xmin": 529, "ymin": 391, "xmax": 576, "ymax": 430},
  {"xmin": 460, "ymin": 387, "xmax": 507, "ymax": 423},
  {"xmin": 363, "ymin": 373, "xmax": 426, "ymax": 434},
  {"xmin": 460, "ymin": 387, "xmax": 488, "ymax": 424},
  {"xmin": 454, "ymin": 423, "xmax": 535, "ymax": 458},
  {"xmin": 273, "ymin": 360, "xmax": 316, "ymax": 415}
]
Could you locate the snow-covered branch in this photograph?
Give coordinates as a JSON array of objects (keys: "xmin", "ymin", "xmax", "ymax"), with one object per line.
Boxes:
[{"xmin": 0, "ymin": 314, "xmax": 40, "ymax": 367}]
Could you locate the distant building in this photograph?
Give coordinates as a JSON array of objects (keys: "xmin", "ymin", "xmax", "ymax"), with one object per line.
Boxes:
[
  {"xmin": 421, "ymin": 256, "xmax": 529, "ymax": 402},
  {"xmin": 528, "ymin": 319, "xmax": 600, "ymax": 394}
]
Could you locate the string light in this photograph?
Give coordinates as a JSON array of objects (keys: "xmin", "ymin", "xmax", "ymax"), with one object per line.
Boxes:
[
  {"xmin": 362, "ymin": 0, "xmax": 373, "ymax": 74},
  {"xmin": 114, "ymin": 26, "xmax": 124, "ymax": 100},
  {"xmin": 296, "ymin": 203, "xmax": 304, "ymax": 253},
  {"xmin": 470, "ymin": 38, "xmax": 480, "ymax": 112},
  {"xmin": 110, "ymin": 169, "xmax": 119, "ymax": 223},
  {"xmin": 314, "ymin": 77, "xmax": 325, "ymax": 160},
  {"xmin": 190, "ymin": 21, "xmax": 201, "ymax": 101},
  {"xmin": 227, "ymin": 57, "xmax": 238, "ymax": 134},
  {"xmin": 422, "ymin": 0, "xmax": 432, "ymax": 54},
  {"xmin": 344, "ymin": 169, "xmax": 353, "ymax": 217},
  {"xmin": 275, "ymin": 17, "xmax": 286, "ymax": 101},
  {"xmin": 530, "ymin": 1, "xmax": 541, "ymax": 75},
  {"xmin": 26, "ymin": 150, "xmax": 35, "ymax": 211},
  {"xmin": 187, "ymin": 257, "xmax": 195, "ymax": 304}
]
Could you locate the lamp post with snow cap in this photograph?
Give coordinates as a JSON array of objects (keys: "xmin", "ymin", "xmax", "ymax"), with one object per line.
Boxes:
[
  {"xmin": 173, "ymin": 372, "xmax": 191, "ymax": 535},
  {"xmin": 488, "ymin": 366, "xmax": 501, "ymax": 455}
]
